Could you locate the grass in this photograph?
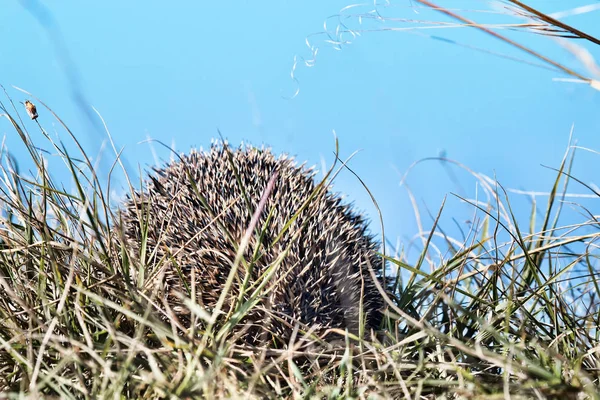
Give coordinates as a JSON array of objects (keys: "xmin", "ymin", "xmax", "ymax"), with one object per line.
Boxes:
[
  {"xmin": 0, "ymin": 1, "xmax": 597, "ymax": 398},
  {"xmin": 0, "ymin": 92, "xmax": 598, "ymax": 400}
]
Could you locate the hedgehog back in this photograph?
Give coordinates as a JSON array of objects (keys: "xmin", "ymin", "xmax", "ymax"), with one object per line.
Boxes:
[{"xmin": 118, "ymin": 145, "xmax": 385, "ymax": 345}]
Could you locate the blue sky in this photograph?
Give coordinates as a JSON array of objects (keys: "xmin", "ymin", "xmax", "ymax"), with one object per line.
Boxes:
[{"xmin": 1, "ymin": 1, "xmax": 599, "ymax": 259}]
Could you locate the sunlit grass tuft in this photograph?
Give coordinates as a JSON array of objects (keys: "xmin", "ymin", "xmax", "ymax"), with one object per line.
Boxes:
[{"xmin": 0, "ymin": 94, "xmax": 599, "ymax": 399}]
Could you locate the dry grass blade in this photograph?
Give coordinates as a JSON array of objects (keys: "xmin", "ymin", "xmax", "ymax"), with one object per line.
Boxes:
[{"xmin": 507, "ymin": 0, "xmax": 600, "ymax": 46}]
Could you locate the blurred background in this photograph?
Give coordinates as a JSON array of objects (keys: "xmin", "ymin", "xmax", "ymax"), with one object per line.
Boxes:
[{"xmin": 1, "ymin": 0, "xmax": 599, "ymax": 260}]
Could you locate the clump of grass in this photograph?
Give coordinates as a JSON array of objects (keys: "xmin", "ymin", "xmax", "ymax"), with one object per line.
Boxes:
[{"xmin": 0, "ymin": 94, "xmax": 599, "ymax": 399}]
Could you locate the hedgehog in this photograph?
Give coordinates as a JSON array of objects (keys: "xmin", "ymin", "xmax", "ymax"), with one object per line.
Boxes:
[{"xmin": 116, "ymin": 142, "xmax": 387, "ymax": 347}]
